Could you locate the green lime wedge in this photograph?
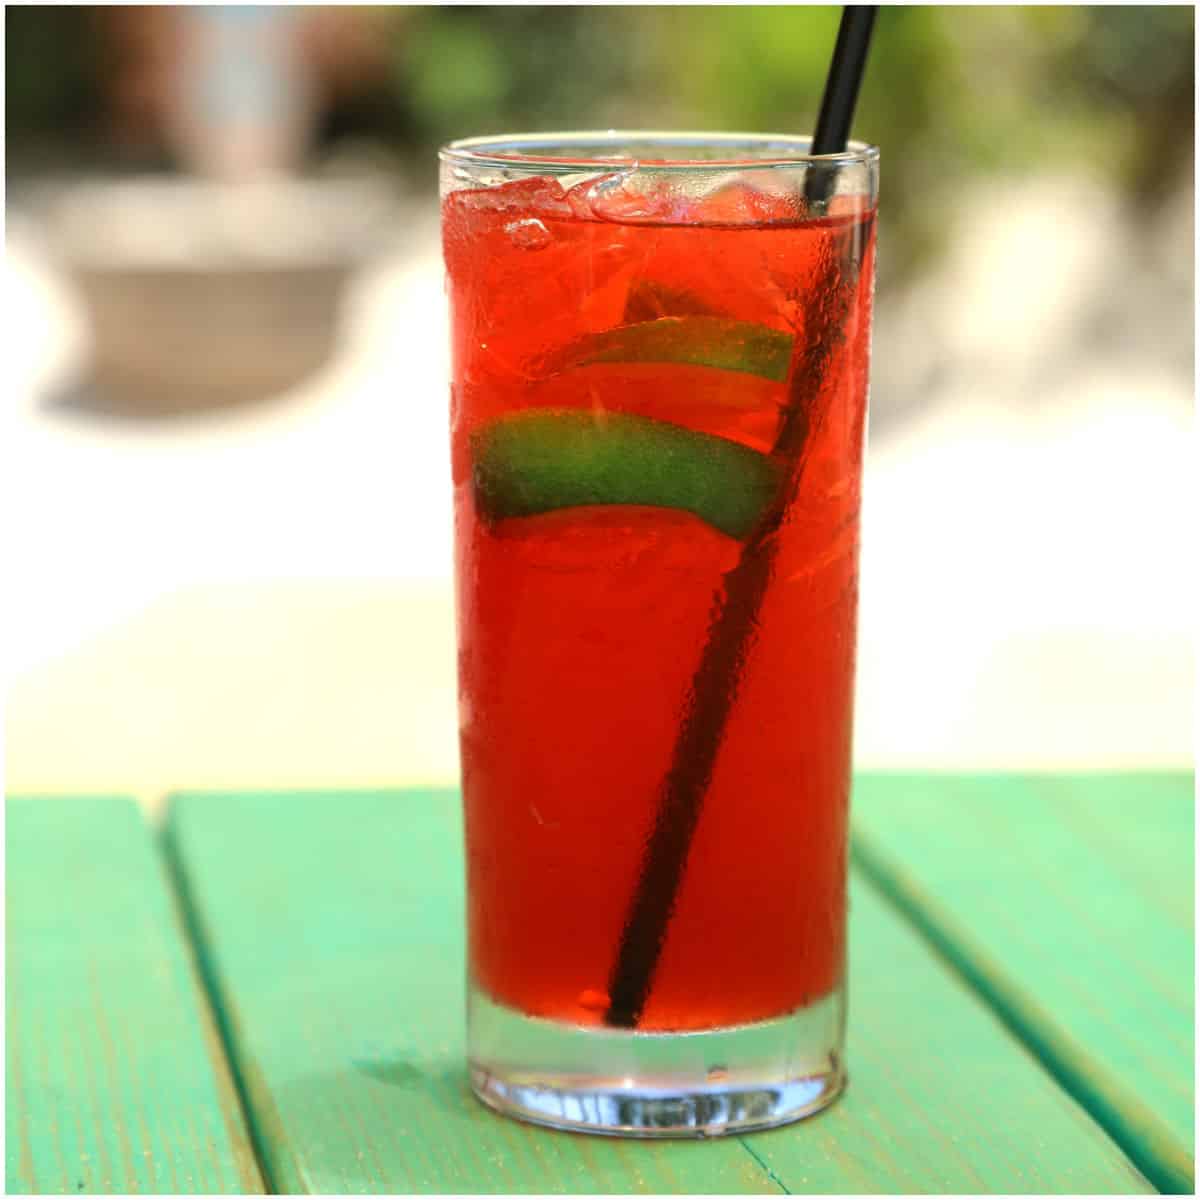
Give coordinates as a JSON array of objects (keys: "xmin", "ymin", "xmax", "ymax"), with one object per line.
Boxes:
[
  {"xmin": 546, "ymin": 316, "xmax": 794, "ymax": 383},
  {"xmin": 470, "ymin": 409, "xmax": 781, "ymax": 540}
]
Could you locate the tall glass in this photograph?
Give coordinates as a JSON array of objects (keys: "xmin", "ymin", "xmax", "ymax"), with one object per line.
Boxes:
[{"xmin": 441, "ymin": 133, "xmax": 878, "ymax": 1137}]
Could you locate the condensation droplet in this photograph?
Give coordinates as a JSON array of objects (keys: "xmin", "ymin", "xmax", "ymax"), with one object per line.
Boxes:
[
  {"xmin": 504, "ymin": 218, "xmax": 552, "ymax": 250},
  {"xmin": 577, "ymin": 987, "xmax": 610, "ymax": 1012}
]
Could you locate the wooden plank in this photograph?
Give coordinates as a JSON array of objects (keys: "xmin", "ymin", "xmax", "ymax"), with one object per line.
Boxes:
[
  {"xmin": 852, "ymin": 772, "xmax": 1193, "ymax": 1194},
  {"xmin": 5, "ymin": 796, "xmax": 263, "ymax": 1195},
  {"xmin": 166, "ymin": 788, "xmax": 1151, "ymax": 1194}
]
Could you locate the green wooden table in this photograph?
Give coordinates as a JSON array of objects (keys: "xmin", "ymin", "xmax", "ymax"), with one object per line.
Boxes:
[{"xmin": 7, "ymin": 775, "xmax": 1193, "ymax": 1194}]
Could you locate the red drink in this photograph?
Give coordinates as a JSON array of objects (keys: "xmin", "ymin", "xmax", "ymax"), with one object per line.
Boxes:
[
  {"xmin": 443, "ymin": 135, "xmax": 878, "ymax": 1137},
  {"xmin": 445, "ymin": 173, "xmax": 875, "ymax": 1033}
]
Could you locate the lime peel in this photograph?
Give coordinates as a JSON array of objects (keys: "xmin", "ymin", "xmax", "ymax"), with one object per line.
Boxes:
[
  {"xmin": 545, "ymin": 316, "xmax": 794, "ymax": 383},
  {"xmin": 471, "ymin": 409, "xmax": 782, "ymax": 540}
]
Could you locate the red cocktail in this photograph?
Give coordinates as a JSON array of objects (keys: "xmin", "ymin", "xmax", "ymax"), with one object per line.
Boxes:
[{"xmin": 442, "ymin": 133, "xmax": 877, "ymax": 1136}]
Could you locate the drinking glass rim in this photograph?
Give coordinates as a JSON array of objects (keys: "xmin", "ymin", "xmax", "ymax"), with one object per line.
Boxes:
[{"xmin": 440, "ymin": 131, "xmax": 879, "ymax": 172}]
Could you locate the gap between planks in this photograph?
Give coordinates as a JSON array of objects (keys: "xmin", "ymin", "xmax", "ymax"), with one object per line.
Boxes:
[
  {"xmin": 851, "ymin": 828, "xmax": 1192, "ymax": 1195},
  {"xmin": 160, "ymin": 825, "xmax": 282, "ymax": 1195}
]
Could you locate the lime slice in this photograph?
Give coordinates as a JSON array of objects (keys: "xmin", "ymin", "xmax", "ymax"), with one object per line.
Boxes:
[
  {"xmin": 470, "ymin": 409, "xmax": 781, "ymax": 540},
  {"xmin": 545, "ymin": 316, "xmax": 793, "ymax": 383}
]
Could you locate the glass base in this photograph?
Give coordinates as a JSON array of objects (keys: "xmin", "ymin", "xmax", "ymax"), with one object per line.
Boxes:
[{"xmin": 468, "ymin": 984, "xmax": 845, "ymax": 1137}]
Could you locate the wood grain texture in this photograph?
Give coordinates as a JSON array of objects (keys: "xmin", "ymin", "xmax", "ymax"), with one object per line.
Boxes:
[
  {"xmin": 5, "ymin": 796, "xmax": 263, "ymax": 1195},
  {"xmin": 166, "ymin": 788, "xmax": 1151, "ymax": 1194},
  {"xmin": 852, "ymin": 772, "xmax": 1193, "ymax": 1194}
]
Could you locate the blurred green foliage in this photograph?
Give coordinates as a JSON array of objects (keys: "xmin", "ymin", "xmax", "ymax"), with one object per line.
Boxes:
[
  {"xmin": 393, "ymin": 5, "xmax": 1193, "ymax": 276},
  {"xmin": 5, "ymin": 6, "xmax": 100, "ymax": 160},
  {"xmin": 7, "ymin": 5, "xmax": 1193, "ymax": 276}
]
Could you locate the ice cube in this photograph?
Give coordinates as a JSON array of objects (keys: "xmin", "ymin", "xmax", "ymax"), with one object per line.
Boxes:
[
  {"xmin": 447, "ymin": 176, "xmax": 571, "ymax": 220},
  {"xmin": 503, "ymin": 218, "xmax": 552, "ymax": 251},
  {"xmin": 565, "ymin": 171, "xmax": 686, "ymax": 225}
]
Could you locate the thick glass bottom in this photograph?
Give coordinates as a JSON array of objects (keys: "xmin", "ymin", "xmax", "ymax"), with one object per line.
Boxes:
[{"xmin": 468, "ymin": 984, "xmax": 846, "ymax": 1137}]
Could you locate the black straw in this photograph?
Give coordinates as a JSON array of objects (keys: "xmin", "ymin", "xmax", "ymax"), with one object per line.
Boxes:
[
  {"xmin": 604, "ymin": 5, "xmax": 878, "ymax": 1030},
  {"xmin": 805, "ymin": 6, "xmax": 878, "ymax": 210},
  {"xmin": 812, "ymin": 6, "xmax": 878, "ymax": 155}
]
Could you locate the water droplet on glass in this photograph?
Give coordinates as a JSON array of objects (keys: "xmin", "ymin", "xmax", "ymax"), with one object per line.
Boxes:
[
  {"xmin": 504, "ymin": 218, "xmax": 552, "ymax": 250},
  {"xmin": 577, "ymin": 987, "xmax": 610, "ymax": 1012}
]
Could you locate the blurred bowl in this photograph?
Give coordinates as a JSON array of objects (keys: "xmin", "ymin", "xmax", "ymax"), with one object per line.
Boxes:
[{"xmin": 41, "ymin": 174, "xmax": 395, "ymax": 414}]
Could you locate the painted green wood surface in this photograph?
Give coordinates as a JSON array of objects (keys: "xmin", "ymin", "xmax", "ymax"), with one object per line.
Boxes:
[
  {"xmin": 852, "ymin": 772, "xmax": 1194, "ymax": 1194},
  {"xmin": 5, "ymin": 796, "xmax": 263, "ymax": 1195},
  {"xmin": 166, "ymin": 788, "xmax": 1151, "ymax": 1194}
]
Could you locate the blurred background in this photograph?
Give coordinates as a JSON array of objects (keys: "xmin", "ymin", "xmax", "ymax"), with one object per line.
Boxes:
[{"xmin": 5, "ymin": 6, "xmax": 1194, "ymax": 810}]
